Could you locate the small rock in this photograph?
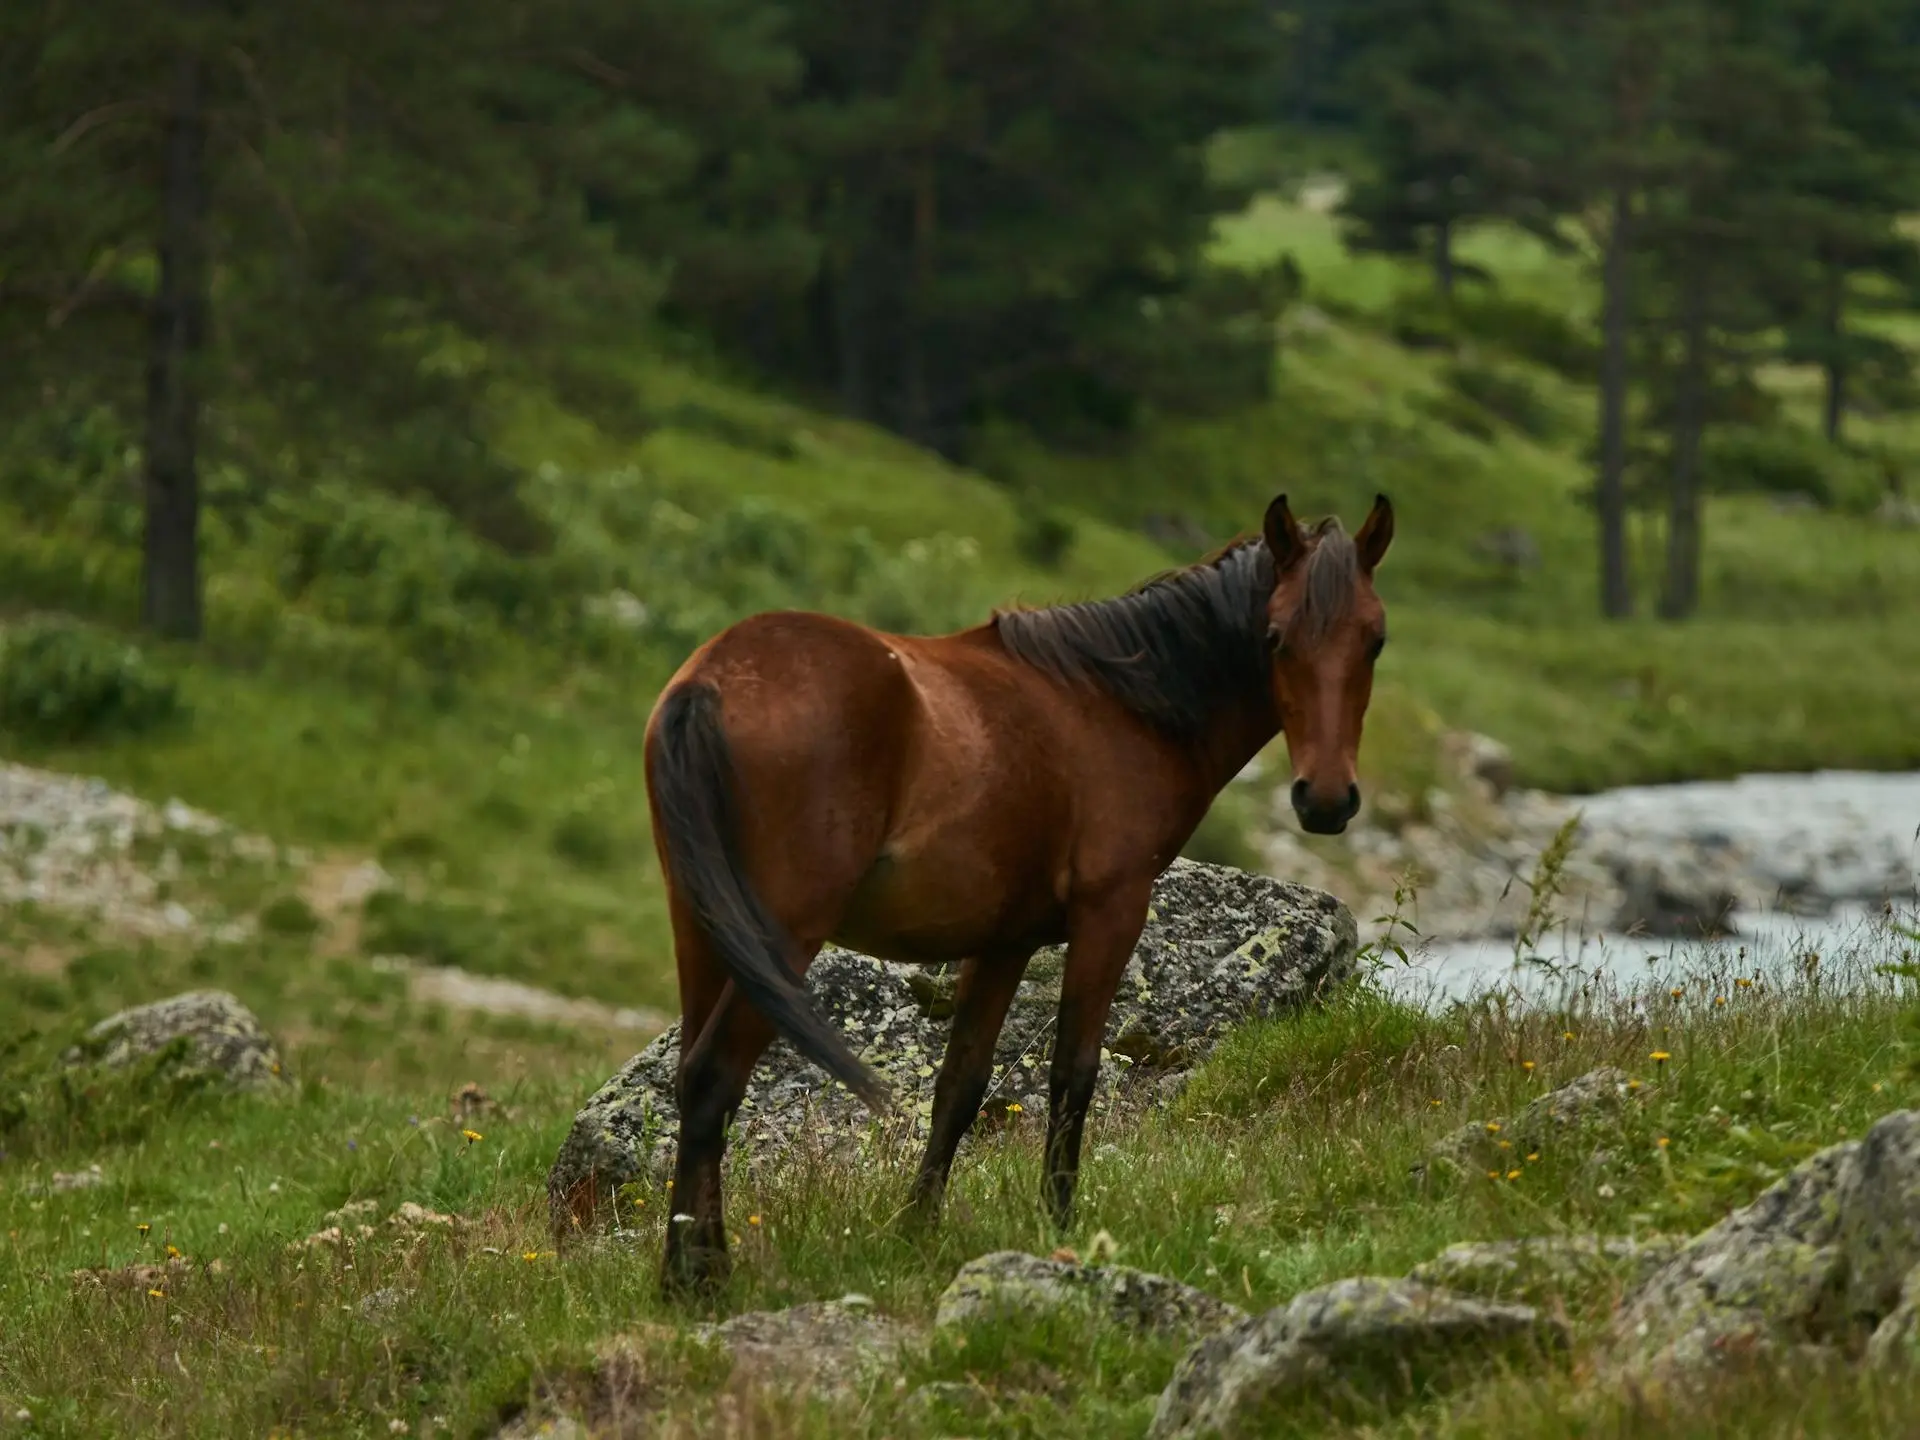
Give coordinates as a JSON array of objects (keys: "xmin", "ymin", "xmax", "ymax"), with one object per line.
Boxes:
[
  {"xmin": 1409, "ymin": 1234, "xmax": 1685, "ymax": 1304},
  {"xmin": 1439, "ymin": 731, "xmax": 1517, "ymax": 799},
  {"xmin": 1148, "ymin": 1277, "xmax": 1567, "ymax": 1438},
  {"xmin": 936, "ymin": 1251, "xmax": 1245, "ymax": 1339},
  {"xmin": 451, "ymin": 1082, "xmax": 501, "ymax": 1124},
  {"xmin": 388, "ymin": 1201, "xmax": 457, "ymax": 1232},
  {"xmin": 62, "ymin": 990, "xmax": 288, "ymax": 1092},
  {"xmin": 1422, "ymin": 1067, "xmax": 1641, "ymax": 1176},
  {"xmin": 49, "ymin": 1164, "xmax": 107, "ymax": 1193},
  {"xmin": 1607, "ymin": 854, "xmax": 1739, "ymax": 938},
  {"xmin": 358, "ymin": 1286, "xmax": 410, "ymax": 1324},
  {"xmin": 693, "ymin": 1301, "xmax": 923, "ymax": 1398}
]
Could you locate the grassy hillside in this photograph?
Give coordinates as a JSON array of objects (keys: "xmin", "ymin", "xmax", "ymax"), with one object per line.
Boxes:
[{"xmin": 3, "ymin": 176, "xmax": 1919, "ymax": 1014}]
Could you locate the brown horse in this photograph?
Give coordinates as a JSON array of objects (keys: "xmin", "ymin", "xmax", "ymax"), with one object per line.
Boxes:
[{"xmin": 643, "ymin": 492, "xmax": 1392, "ymax": 1294}]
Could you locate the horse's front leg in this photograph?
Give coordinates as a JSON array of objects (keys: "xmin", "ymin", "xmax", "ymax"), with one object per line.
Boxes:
[
  {"xmin": 909, "ymin": 947, "xmax": 1035, "ymax": 1221},
  {"xmin": 1043, "ymin": 881, "xmax": 1152, "ymax": 1231}
]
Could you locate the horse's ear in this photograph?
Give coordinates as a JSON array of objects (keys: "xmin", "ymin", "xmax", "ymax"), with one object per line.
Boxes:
[
  {"xmin": 1264, "ymin": 493, "xmax": 1307, "ymax": 572},
  {"xmin": 1355, "ymin": 492, "xmax": 1394, "ymax": 573}
]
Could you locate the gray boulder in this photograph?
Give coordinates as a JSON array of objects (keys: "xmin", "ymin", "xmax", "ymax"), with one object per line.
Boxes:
[
  {"xmin": 1148, "ymin": 1277, "xmax": 1568, "ymax": 1439},
  {"xmin": 61, "ymin": 989, "xmax": 287, "ymax": 1092},
  {"xmin": 1867, "ymin": 1266, "xmax": 1920, "ymax": 1370},
  {"xmin": 1610, "ymin": 1109, "xmax": 1920, "ymax": 1381},
  {"xmin": 1409, "ymin": 1234, "xmax": 1685, "ymax": 1306},
  {"xmin": 548, "ymin": 860, "xmax": 1357, "ymax": 1233},
  {"xmin": 936, "ymin": 1250, "xmax": 1246, "ymax": 1339}
]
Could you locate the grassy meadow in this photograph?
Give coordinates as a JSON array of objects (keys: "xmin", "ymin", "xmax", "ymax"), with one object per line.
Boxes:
[
  {"xmin": 3, "ymin": 902, "xmax": 1918, "ymax": 1436},
  {"xmin": 5, "ymin": 168, "xmax": 1920, "ymax": 1436}
]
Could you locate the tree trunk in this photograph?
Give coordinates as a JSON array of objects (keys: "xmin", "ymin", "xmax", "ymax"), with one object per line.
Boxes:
[
  {"xmin": 904, "ymin": 152, "xmax": 938, "ymax": 447},
  {"xmin": 1660, "ymin": 262, "xmax": 1708, "ymax": 621},
  {"xmin": 143, "ymin": 44, "xmax": 209, "ymax": 641},
  {"xmin": 1433, "ymin": 214, "xmax": 1455, "ymax": 299},
  {"xmin": 1821, "ymin": 259, "xmax": 1846, "ymax": 444},
  {"xmin": 1596, "ymin": 187, "xmax": 1634, "ymax": 619}
]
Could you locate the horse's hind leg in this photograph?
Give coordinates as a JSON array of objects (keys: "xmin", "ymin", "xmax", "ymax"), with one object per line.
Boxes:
[
  {"xmin": 660, "ymin": 953, "xmax": 798, "ymax": 1298},
  {"xmin": 1043, "ymin": 882, "xmax": 1152, "ymax": 1231},
  {"xmin": 909, "ymin": 947, "xmax": 1034, "ymax": 1220}
]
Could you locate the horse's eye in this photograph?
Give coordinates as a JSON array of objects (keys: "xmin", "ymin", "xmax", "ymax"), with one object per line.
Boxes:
[
  {"xmin": 1266, "ymin": 626, "xmax": 1285, "ymax": 655},
  {"xmin": 1368, "ymin": 635, "xmax": 1387, "ymax": 662}
]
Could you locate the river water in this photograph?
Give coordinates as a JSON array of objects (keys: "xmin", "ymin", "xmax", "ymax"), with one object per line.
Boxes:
[{"xmin": 1373, "ymin": 770, "xmax": 1920, "ymax": 1009}]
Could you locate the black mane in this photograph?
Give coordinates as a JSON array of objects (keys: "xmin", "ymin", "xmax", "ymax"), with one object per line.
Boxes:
[
  {"xmin": 992, "ymin": 523, "xmax": 1360, "ymax": 737},
  {"xmin": 993, "ymin": 538, "xmax": 1276, "ymax": 737}
]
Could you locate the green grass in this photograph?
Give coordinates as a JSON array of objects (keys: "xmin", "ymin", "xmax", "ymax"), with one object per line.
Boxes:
[{"xmin": 3, "ymin": 919, "xmax": 1917, "ymax": 1438}]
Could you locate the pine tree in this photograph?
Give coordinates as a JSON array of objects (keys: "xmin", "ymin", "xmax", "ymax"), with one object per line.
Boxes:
[
  {"xmin": 1335, "ymin": 0, "xmax": 1565, "ymax": 297},
  {"xmin": 1780, "ymin": 0, "xmax": 1920, "ymax": 443},
  {"xmin": 0, "ymin": 0, "xmax": 705, "ymax": 638}
]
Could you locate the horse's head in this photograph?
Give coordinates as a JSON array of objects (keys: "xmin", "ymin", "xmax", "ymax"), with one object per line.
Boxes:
[{"xmin": 1261, "ymin": 492, "xmax": 1393, "ymax": 835}]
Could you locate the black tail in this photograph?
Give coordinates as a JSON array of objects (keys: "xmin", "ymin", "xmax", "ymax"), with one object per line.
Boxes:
[{"xmin": 648, "ymin": 682, "xmax": 890, "ymax": 1111}]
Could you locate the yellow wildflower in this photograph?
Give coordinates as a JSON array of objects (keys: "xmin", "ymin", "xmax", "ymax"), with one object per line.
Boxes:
[
  {"xmin": 1485, "ymin": 1122, "xmax": 1502, "ymax": 1134},
  {"xmin": 1657, "ymin": 1136, "xmax": 1671, "ymax": 1149},
  {"xmin": 1506, "ymin": 1169, "xmax": 1522, "ymax": 1180},
  {"xmin": 1651, "ymin": 1051, "xmax": 1671, "ymax": 1063},
  {"xmin": 1526, "ymin": 1151, "xmax": 1540, "ymax": 1162},
  {"xmin": 1521, "ymin": 1060, "xmax": 1536, "ymax": 1073},
  {"xmin": 1735, "ymin": 977, "xmax": 1754, "ymax": 989},
  {"xmin": 136, "ymin": 1223, "xmax": 151, "ymax": 1236},
  {"xmin": 748, "ymin": 1214, "xmax": 762, "ymax": 1226},
  {"xmin": 1714, "ymin": 995, "xmax": 1727, "ymax": 1006},
  {"xmin": 1497, "ymin": 1140, "xmax": 1512, "ymax": 1150},
  {"xmin": 1007, "ymin": 1103, "xmax": 1024, "ymax": 1114},
  {"xmin": 1562, "ymin": 1031, "xmax": 1576, "ymax": 1041},
  {"xmin": 166, "ymin": 1245, "xmax": 182, "ymax": 1260},
  {"xmin": 462, "ymin": 1129, "xmax": 483, "ymax": 1144},
  {"xmin": 1670, "ymin": 987, "xmax": 1684, "ymax": 999},
  {"xmin": 1486, "ymin": 1170, "xmax": 1501, "ymax": 1180},
  {"xmin": 1429, "ymin": 1098, "xmax": 1442, "ymax": 1108},
  {"xmin": 147, "ymin": 1288, "xmax": 165, "ymax": 1299}
]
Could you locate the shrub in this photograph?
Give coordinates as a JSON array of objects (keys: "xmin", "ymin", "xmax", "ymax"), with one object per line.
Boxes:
[
  {"xmin": 1445, "ymin": 361, "xmax": 1558, "ymax": 441},
  {"xmin": 0, "ymin": 620, "xmax": 184, "ymax": 742},
  {"xmin": 1701, "ymin": 425, "xmax": 1880, "ymax": 512},
  {"xmin": 1015, "ymin": 493, "xmax": 1078, "ymax": 570},
  {"xmin": 258, "ymin": 894, "xmax": 322, "ymax": 937},
  {"xmin": 1451, "ymin": 293, "xmax": 1598, "ymax": 379}
]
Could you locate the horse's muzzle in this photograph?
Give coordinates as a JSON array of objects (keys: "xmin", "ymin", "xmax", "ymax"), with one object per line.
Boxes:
[{"xmin": 1291, "ymin": 779, "xmax": 1361, "ymax": 835}]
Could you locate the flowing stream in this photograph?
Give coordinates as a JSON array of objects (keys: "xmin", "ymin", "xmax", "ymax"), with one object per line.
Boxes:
[{"xmin": 1374, "ymin": 770, "xmax": 1920, "ymax": 1009}]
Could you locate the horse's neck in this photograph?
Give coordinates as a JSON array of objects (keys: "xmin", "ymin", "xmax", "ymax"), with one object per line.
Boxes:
[{"xmin": 1189, "ymin": 697, "xmax": 1281, "ymax": 797}]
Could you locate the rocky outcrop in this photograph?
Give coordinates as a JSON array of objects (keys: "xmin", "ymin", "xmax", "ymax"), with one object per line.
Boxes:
[
  {"xmin": 1408, "ymin": 1234, "xmax": 1684, "ymax": 1305},
  {"xmin": 0, "ymin": 760, "xmax": 275, "ymax": 941},
  {"xmin": 1148, "ymin": 1277, "xmax": 1568, "ymax": 1438},
  {"xmin": 61, "ymin": 989, "xmax": 288, "ymax": 1092},
  {"xmin": 548, "ymin": 860, "xmax": 1357, "ymax": 1234},
  {"xmin": 1610, "ymin": 1109, "xmax": 1920, "ymax": 1382},
  {"xmin": 935, "ymin": 1250, "xmax": 1246, "ymax": 1339}
]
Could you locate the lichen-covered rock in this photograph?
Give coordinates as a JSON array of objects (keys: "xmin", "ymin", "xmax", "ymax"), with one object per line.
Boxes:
[
  {"xmin": 1408, "ymin": 1234, "xmax": 1685, "ymax": 1305},
  {"xmin": 61, "ymin": 990, "xmax": 287, "ymax": 1092},
  {"xmin": 1867, "ymin": 1266, "xmax": 1920, "ymax": 1370},
  {"xmin": 548, "ymin": 860, "xmax": 1356, "ymax": 1234},
  {"xmin": 1422, "ymin": 1067, "xmax": 1642, "ymax": 1177},
  {"xmin": 936, "ymin": 1250, "xmax": 1245, "ymax": 1339},
  {"xmin": 1148, "ymin": 1277, "xmax": 1567, "ymax": 1439},
  {"xmin": 692, "ymin": 1299, "xmax": 924, "ymax": 1397},
  {"xmin": 1609, "ymin": 1110, "xmax": 1920, "ymax": 1381},
  {"xmin": 1833, "ymin": 1109, "xmax": 1920, "ymax": 1328}
]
